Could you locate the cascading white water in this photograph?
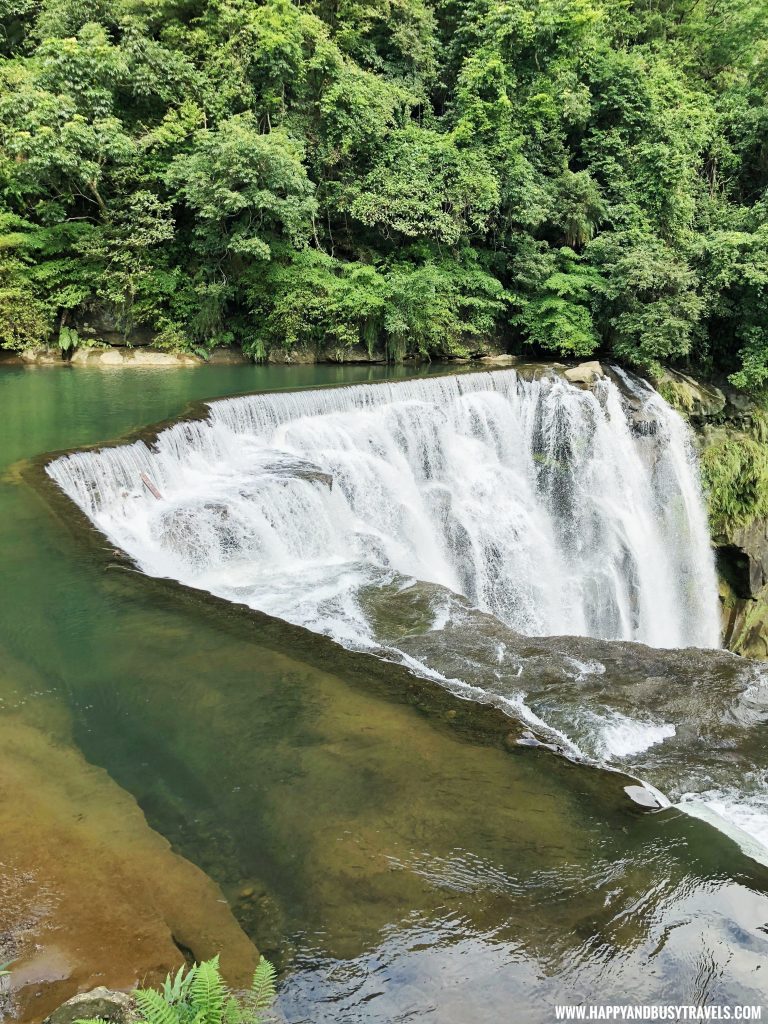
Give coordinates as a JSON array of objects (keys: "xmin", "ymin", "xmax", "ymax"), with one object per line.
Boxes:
[
  {"xmin": 48, "ymin": 367, "xmax": 768, "ymax": 865},
  {"xmin": 47, "ymin": 368, "xmax": 720, "ymax": 649}
]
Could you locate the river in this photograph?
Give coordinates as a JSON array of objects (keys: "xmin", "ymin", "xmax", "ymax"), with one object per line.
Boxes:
[{"xmin": 3, "ymin": 362, "xmax": 768, "ymax": 1021}]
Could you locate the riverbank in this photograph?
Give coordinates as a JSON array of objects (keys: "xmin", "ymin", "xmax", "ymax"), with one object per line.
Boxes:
[{"xmin": 2, "ymin": 341, "xmax": 517, "ymax": 369}]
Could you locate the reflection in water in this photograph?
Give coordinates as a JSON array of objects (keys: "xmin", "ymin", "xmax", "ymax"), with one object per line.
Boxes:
[
  {"xmin": 53, "ymin": 583, "xmax": 768, "ymax": 1018},
  {"xmin": 1, "ymin": 364, "xmax": 767, "ymax": 1020}
]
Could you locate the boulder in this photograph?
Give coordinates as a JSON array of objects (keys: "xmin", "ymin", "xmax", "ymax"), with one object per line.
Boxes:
[
  {"xmin": 563, "ymin": 361, "xmax": 605, "ymax": 386},
  {"xmin": 20, "ymin": 348, "xmax": 62, "ymax": 365},
  {"xmin": 657, "ymin": 368, "xmax": 725, "ymax": 420},
  {"xmin": 478, "ymin": 354, "xmax": 518, "ymax": 366},
  {"xmin": 44, "ymin": 988, "xmax": 135, "ymax": 1024}
]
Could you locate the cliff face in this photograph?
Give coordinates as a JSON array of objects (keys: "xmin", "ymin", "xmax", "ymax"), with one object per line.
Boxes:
[{"xmin": 657, "ymin": 368, "xmax": 768, "ymax": 659}]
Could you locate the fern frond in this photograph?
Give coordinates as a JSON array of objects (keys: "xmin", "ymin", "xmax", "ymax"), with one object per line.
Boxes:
[
  {"xmin": 162, "ymin": 964, "xmax": 194, "ymax": 1004},
  {"xmin": 189, "ymin": 957, "xmax": 226, "ymax": 1024},
  {"xmin": 135, "ymin": 986, "xmax": 183, "ymax": 1024},
  {"xmin": 222, "ymin": 995, "xmax": 242, "ymax": 1024},
  {"xmin": 250, "ymin": 958, "xmax": 277, "ymax": 1011}
]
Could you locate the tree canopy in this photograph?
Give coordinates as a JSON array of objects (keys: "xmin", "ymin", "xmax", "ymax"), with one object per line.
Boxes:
[{"xmin": 1, "ymin": 0, "xmax": 767, "ymax": 382}]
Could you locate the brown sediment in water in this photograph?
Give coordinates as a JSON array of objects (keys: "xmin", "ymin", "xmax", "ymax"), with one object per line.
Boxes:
[{"xmin": 0, "ymin": 652, "xmax": 259, "ymax": 1024}]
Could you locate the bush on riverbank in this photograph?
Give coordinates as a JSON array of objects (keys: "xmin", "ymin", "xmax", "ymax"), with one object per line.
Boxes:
[{"xmin": 0, "ymin": 0, "xmax": 767, "ymax": 382}]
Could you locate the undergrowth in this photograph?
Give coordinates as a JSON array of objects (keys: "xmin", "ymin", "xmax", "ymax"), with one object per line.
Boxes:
[
  {"xmin": 76, "ymin": 955, "xmax": 276, "ymax": 1024},
  {"xmin": 700, "ymin": 436, "xmax": 768, "ymax": 534}
]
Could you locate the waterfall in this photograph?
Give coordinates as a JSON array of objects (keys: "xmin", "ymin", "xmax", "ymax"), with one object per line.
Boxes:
[{"xmin": 48, "ymin": 368, "xmax": 720, "ymax": 650}]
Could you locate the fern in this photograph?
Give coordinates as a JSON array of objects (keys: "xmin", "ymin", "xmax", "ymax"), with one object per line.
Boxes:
[
  {"xmin": 135, "ymin": 986, "xmax": 183, "ymax": 1024},
  {"xmin": 222, "ymin": 996, "xmax": 242, "ymax": 1024},
  {"xmin": 189, "ymin": 957, "xmax": 226, "ymax": 1024},
  {"xmin": 700, "ymin": 434, "xmax": 768, "ymax": 533},
  {"xmin": 162, "ymin": 965, "xmax": 195, "ymax": 1006},
  {"xmin": 249, "ymin": 958, "xmax": 277, "ymax": 1013},
  {"xmin": 77, "ymin": 955, "xmax": 276, "ymax": 1024}
]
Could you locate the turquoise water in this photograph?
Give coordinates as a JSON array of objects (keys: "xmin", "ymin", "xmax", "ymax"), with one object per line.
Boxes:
[{"xmin": 3, "ymin": 363, "xmax": 768, "ymax": 1022}]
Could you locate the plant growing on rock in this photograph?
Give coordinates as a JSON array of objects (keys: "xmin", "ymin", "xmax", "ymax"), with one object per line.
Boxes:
[
  {"xmin": 77, "ymin": 955, "xmax": 277, "ymax": 1024},
  {"xmin": 700, "ymin": 435, "xmax": 768, "ymax": 533}
]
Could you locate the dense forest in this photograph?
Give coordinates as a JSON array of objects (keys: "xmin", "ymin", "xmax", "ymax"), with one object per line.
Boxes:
[{"xmin": 0, "ymin": 0, "xmax": 766, "ymax": 380}]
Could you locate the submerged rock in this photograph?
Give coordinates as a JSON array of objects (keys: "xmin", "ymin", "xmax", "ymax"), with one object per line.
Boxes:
[{"xmin": 0, "ymin": 649, "xmax": 259, "ymax": 1024}]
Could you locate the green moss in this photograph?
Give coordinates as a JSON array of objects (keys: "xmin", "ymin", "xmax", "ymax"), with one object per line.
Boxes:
[
  {"xmin": 731, "ymin": 589, "xmax": 768, "ymax": 659},
  {"xmin": 657, "ymin": 379, "xmax": 695, "ymax": 414},
  {"xmin": 700, "ymin": 435, "xmax": 768, "ymax": 534}
]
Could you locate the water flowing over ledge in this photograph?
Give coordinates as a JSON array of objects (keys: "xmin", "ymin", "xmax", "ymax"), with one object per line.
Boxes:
[
  {"xmin": 47, "ymin": 368, "xmax": 719, "ymax": 648},
  {"xmin": 47, "ymin": 367, "xmax": 768, "ymax": 861}
]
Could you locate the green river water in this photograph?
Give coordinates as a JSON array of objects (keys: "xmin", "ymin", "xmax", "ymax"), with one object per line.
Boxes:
[{"xmin": 2, "ymin": 363, "xmax": 768, "ymax": 1023}]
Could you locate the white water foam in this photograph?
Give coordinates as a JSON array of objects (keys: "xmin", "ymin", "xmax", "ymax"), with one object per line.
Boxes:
[
  {"xmin": 679, "ymin": 792, "xmax": 768, "ymax": 868},
  {"xmin": 47, "ymin": 369, "xmax": 720, "ymax": 649},
  {"xmin": 599, "ymin": 714, "xmax": 676, "ymax": 759},
  {"xmin": 49, "ymin": 369, "xmax": 768, "ymax": 859}
]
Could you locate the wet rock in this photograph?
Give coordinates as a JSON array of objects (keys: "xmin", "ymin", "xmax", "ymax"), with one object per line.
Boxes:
[
  {"xmin": 719, "ymin": 519, "xmax": 768, "ymax": 599},
  {"xmin": 260, "ymin": 456, "xmax": 333, "ymax": 490},
  {"xmin": 564, "ymin": 361, "xmax": 605, "ymax": 386},
  {"xmin": 44, "ymin": 988, "xmax": 135, "ymax": 1024},
  {"xmin": 624, "ymin": 785, "xmax": 663, "ymax": 810}
]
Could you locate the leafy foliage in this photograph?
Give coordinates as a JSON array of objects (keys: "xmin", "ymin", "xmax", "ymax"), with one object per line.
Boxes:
[
  {"xmin": 0, "ymin": 0, "xmax": 767, "ymax": 373},
  {"xmin": 701, "ymin": 435, "xmax": 768, "ymax": 533},
  {"xmin": 76, "ymin": 956, "xmax": 277, "ymax": 1024}
]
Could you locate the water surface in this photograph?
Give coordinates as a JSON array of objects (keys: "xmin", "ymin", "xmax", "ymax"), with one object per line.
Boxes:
[{"xmin": 3, "ymin": 363, "xmax": 768, "ymax": 1021}]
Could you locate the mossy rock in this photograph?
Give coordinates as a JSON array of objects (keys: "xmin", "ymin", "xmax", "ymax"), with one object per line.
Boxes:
[
  {"xmin": 731, "ymin": 587, "xmax": 768, "ymax": 659},
  {"xmin": 657, "ymin": 369, "xmax": 725, "ymax": 419}
]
